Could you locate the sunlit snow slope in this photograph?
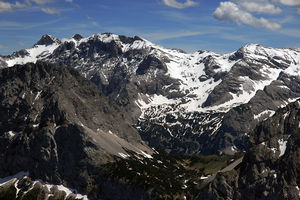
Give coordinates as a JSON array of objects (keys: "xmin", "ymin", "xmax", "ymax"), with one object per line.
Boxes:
[{"xmin": 1, "ymin": 33, "xmax": 300, "ymax": 154}]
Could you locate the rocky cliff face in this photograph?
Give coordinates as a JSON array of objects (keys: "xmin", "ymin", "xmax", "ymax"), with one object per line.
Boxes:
[
  {"xmin": 197, "ymin": 99, "xmax": 300, "ymax": 199},
  {"xmin": 1, "ymin": 33, "xmax": 300, "ymax": 155},
  {"xmin": 0, "ymin": 62, "xmax": 152, "ymax": 197}
]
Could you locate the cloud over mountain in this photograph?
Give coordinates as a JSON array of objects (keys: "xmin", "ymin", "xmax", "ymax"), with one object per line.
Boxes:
[
  {"xmin": 162, "ymin": 0, "xmax": 198, "ymax": 9},
  {"xmin": 213, "ymin": 1, "xmax": 282, "ymax": 30}
]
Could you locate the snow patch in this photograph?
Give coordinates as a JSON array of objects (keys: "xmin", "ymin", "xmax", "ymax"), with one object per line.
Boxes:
[
  {"xmin": 288, "ymin": 97, "xmax": 300, "ymax": 103},
  {"xmin": 270, "ymin": 147, "xmax": 277, "ymax": 154},
  {"xmin": 118, "ymin": 152, "xmax": 129, "ymax": 159},
  {"xmin": 6, "ymin": 44, "xmax": 59, "ymax": 67},
  {"xmin": 139, "ymin": 150, "xmax": 153, "ymax": 159},
  {"xmin": 283, "ymin": 111, "xmax": 290, "ymax": 120},
  {"xmin": 34, "ymin": 90, "xmax": 42, "ymax": 101},
  {"xmin": 278, "ymin": 139, "xmax": 287, "ymax": 157},
  {"xmin": 0, "ymin": 171, "xmax": 29, "ymax": 187},
  {"xmin": 14, "ymin": 180, "xmax": 21, "ymax": 197},
  {"xmin": 200, "ymin": 176, "xmax": 209, "ymax": 180},
  {"xmin": 45, "ymin": 183, "xmax": 89, "ymax": 200},
  {"xmin": 254, "ymin": 110, "xmax": 275, "ymax": 120},
  {"xmin": 108, "ymin": 130, "xmax": 116, "ymax": 136},
  {"xmin": 278, "ymin": 85, "xmax": 290, "ymax": 90},
  {"xmin": 284, "ymin": 64, "xmax": 300, "ymax": 77},
  {"xmin": 8, "ymin": 130, "xmax": 17, "ymax": 137},
  {"xmin": 231, "ymin": 146, "xmax": 237, "ymax": 152},
  {"xmin": 57, "ymin": 185, "xmax": 76, "ymax": 199}
]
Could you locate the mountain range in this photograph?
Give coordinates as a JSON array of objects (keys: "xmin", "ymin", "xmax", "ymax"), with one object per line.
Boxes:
[
  {"xmin": 1, "ymin": 33, "xmax": 299, "ymax": 155},
  {"xmin": 0, "ymin": 33, "xmax": 299, "ymax": 199}
]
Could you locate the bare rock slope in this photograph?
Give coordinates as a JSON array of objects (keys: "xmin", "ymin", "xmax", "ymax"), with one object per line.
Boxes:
[
  {"xmin": 197, "ymin": 99, "xmax": 300, "ymax": 199},
  {"xmin": 0, "ymin": 62, "xmax": 151, "ymax": 196}
]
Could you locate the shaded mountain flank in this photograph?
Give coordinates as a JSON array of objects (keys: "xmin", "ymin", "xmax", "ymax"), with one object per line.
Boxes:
[
  {"xmin": 0, "ymin": 62, "xmax": 152, "ymax": 199},
  {"xmin": 197, "ymin": 99, "xmax": 300, "ymax": 200}
]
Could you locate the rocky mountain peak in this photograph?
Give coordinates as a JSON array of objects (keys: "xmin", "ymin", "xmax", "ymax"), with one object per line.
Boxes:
[
  {"xmin": 34, "ymin": 34, "xmax": 61, "ymax": 46},
  {"xmin": 72, "ymin": 33, "xmax": 83, "ymax": 41},
  {"xmin": 89, "ymin": 33, "xmax": 151, "ymax": 49},
  {"xmin": 243, "ymin": 43, "xmax": 260, "ymax": 52}
]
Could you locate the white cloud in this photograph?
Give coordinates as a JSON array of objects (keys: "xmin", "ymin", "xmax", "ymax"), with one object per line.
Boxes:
[
  {"xmin": 0, "ymin": 1, "xmax": 27, "ymax": 13},
  {"xmin": 162, "ymin": 0, "xmax": 198, "ymax": 9},
  {"xmin": 238, "ymin": 0, "xmax": 282, "ymax": 14},
  {"xmin": 0, "ymin": 0, "xmax": 57, "ymax": 13},
  {"xmin": 15, "ymin": 1, "xmax": 27, "ymax": 8},
  {"xmin": 65, "ymin": 0, "xmax": 73, "ymax": 2},
  {"xmin": 278, "ymin": 0, "xmax": 300, "ymax": 6},
  {"xmin": 0, "ymin": 44, "xmax": 6, "ymax": 48},
  {"xmin": 31, "ymin": 0, "xmax": 54, "ymax": 4},
  {"xmin": 41, "ymin": 7, "xmax": 60, "ymax": 15},
  {"xmin": 213, "ymin": 2, "xmax": 281, "ymax": 30},
  {"xmin": 277, "ymin": 0, "xmax": 300, "ymax": 15},
  {"xmin": 0, "ymin": 1, "xmax": 13, "ymax": 13}
]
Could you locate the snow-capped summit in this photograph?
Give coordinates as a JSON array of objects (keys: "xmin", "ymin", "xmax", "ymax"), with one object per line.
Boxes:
[
  {"xmin": 1, "ymin": 33, "xmax": 300, "ymax": 155},
  {"xmin": 5, "ymin": 38, "xmax": 59, "ymax": 67},
  {"xmin": 239, "ymin": 43, "xmax": 300, "ymax": 63}
]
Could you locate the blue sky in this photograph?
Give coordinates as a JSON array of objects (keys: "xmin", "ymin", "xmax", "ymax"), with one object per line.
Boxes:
[{"xmin": 0, "ymin": 0, "xmax": 300, "ymax": 55}]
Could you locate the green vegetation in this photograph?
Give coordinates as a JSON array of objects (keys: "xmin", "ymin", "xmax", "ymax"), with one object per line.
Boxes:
[
  {"xmin": 101, "ymin": 150, "xmax": 245, "ymax": 200},
  {"xmin": 184, "ymin": 151, "xmax": 245, "ymax": 175},
  {"xmin": 0, "ymin": 151, "xmax": 244, "ymax": 200}
]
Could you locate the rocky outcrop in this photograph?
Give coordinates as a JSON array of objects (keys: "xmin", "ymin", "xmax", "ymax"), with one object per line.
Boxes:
[
  {"xmin": 35, "ymin": 34, "xmax": 61, "ymax": 46},
  {"xmin": 136, "ymin": 55, "xmax": 167, "ymax": 75},
  {"xmin": 0, "ymin": 57, "xmax": 7, "ymax": 68},
  {"xmin": 197, "ymin": 99, "xmax": 300, "ymax": 199},
  {"xmin": 72, "ymin": 33, "xmax": 83, "ymax": 41},
  {"xmin": 0, "ymin": 62, "xmax": 151, "ymax": 197}
]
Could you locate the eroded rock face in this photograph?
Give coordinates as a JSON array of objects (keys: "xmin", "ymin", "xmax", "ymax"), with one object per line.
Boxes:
[
  {"xmin": 0, "ymin": 62, "xmax": 151, "ymax": 194},
  {"xmin": 35, "ymin": 34, "xmax": 61, "ymax": 46},
  {"xmin": 197, "ymin": 99, "xmax": 300, "ymax": 200},
  {"xmin": 136, "ymin": 55, "xmax": 167, "ymax": 75}
]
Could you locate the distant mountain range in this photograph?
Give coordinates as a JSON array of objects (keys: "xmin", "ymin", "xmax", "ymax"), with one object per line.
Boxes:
[
  {"xmin": 0, "ymin": 33, "xmax": 299, "ymax": 199},
  {"xmin": 1, "ymin": 33, "xmax": 299, "ymax": 155}
]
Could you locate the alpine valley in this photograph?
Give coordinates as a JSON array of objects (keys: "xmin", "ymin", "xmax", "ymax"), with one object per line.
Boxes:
[{"xmin": 0, "ymin": 33, "xmax": 299, "ymax": 200}]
